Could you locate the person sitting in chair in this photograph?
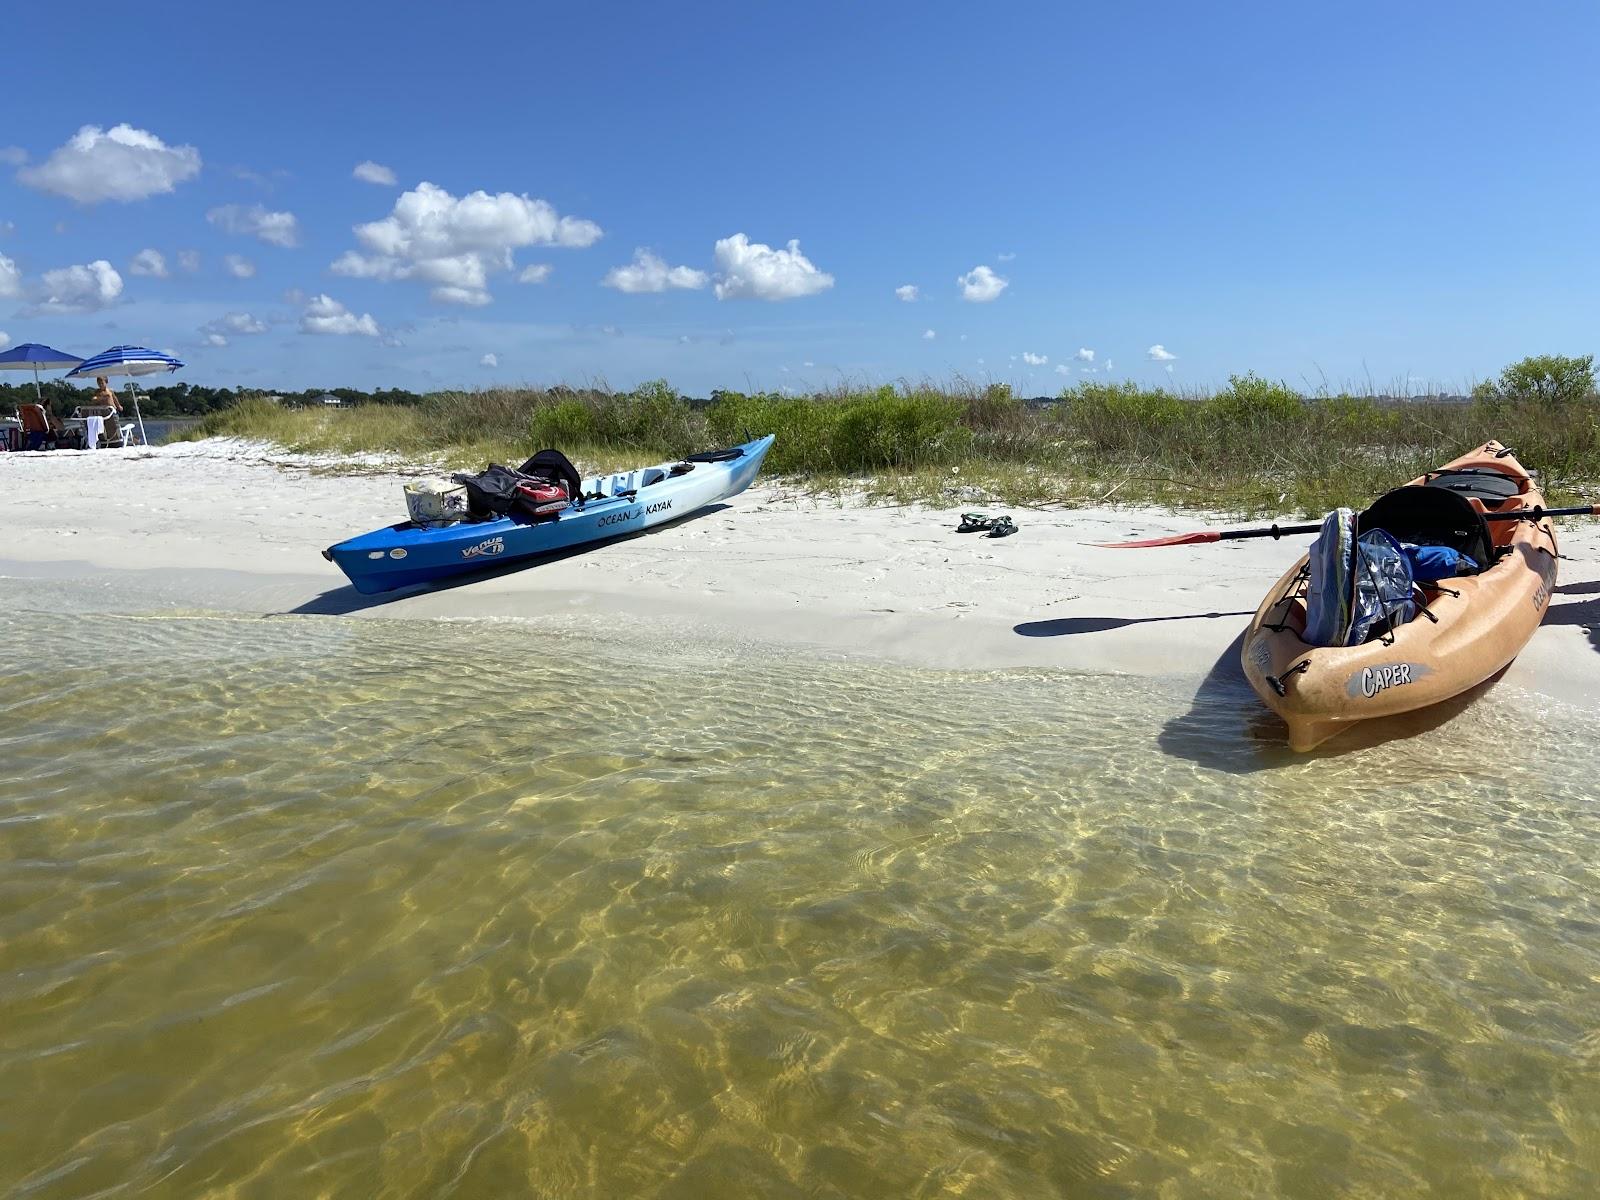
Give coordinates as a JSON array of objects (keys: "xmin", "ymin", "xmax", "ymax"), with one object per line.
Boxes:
[{"xmin": 20, "ymin": 402, "xmax": 62, "ymax": 450}]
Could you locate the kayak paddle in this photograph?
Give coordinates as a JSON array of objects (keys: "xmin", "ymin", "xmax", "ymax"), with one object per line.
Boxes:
[{"xmin": 1091, "ymin": 504, "xmax": 1600, "ymax": 548}]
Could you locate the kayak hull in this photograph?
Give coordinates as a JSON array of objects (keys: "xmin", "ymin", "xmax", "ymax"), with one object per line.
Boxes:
[
  {"xmin": 1240, "ymin": 442, "xmax": 1559, "ymax": 751},
  {"xmin": 326, "ymin": 435, "xmax": 773, "ymax": 594}
]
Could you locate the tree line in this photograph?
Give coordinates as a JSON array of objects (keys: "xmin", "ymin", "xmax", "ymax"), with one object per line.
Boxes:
[{"xmin": 0, "ymin": 382, "xmax": 426, "ymax": 418}]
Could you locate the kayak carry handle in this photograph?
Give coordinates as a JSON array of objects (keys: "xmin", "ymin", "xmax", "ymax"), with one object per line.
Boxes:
[{"xmin": 1264, "ymin": 660, "xmax": 1311, "ymax": 696}]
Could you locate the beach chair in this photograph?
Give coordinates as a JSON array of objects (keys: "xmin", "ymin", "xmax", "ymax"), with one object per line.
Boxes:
[
  {"xmin": 19, "ymin": 404, "xmax": 56, "ymax": 451},
  {"xmin": 73, "ymin": 405, "xmax": 131, "ymax": 448}
]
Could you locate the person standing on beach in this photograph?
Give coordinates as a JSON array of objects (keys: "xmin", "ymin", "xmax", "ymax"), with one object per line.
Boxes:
[{"xmin": 92, "ymin": 376, "xmax": 122, "ymax": 413}]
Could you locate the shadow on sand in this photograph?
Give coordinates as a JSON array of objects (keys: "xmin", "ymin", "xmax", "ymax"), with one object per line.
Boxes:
[
  {"xmin": 1014, "ymin": 611, "xmax": 1252, "ymax": 638},
  {"xmin": 1545, "ymin": 582, "xmax": 1600, "ymax": 653},
  {"xmin": 284, "ymin": 503, "xmax": 732, "ymax": 617}
]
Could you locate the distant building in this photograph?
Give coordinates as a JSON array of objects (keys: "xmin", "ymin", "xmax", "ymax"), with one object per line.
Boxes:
[{"xmin": 316, "ymin": 393, "xmax": 342, "ymax": 407}]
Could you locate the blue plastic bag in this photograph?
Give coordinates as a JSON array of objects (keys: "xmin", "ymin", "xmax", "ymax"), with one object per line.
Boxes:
[{"xmin": 1403, "ymin": 543, "xmax": 1477, "ymax": 582}]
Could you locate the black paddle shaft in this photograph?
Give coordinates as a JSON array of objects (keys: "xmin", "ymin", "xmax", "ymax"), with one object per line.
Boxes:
[{"xmin": 1217, "ymin": 504, "xmax": 1596, "ymax": 542}]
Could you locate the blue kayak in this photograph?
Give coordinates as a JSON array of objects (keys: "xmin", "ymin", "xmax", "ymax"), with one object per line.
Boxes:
[{"xmin": 325, "ymin": 434, "xmax": 774, "ymax": 594}]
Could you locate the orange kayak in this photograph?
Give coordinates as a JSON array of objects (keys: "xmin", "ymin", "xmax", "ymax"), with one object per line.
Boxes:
[{"xmin": 1242, "ymin": 442, "xmax": 1558, "ymax": 751}]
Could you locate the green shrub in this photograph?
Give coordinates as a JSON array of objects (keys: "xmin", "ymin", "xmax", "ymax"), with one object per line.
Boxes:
[
  {"xmin": 1474, "ymin": 354, "xmax": 1596, "ymax": 406},
  {"xmin": 421, "ymin": 389, "xmax": 537, "ymax": 448},
  {"xmin": 523, "ymin": 381, "xmax": 700, "ymax": 457},
  {"xmin": 1311, "ymin": 394, "xmax": 1391, "ymax": 438},
  {"xmin": 1058, "ymin": 381, "xmax": 1189, "ymax": 453},
  {"xmin": 962, "ymin": 383, "xmax": 1028, "ymax": 433},
  {"xmin": 829, "ymin": 387, "xmax": 971, "ymax": 470},
  {"xmin": 706, "ymin": 386, "xmax": 969, "ymax": 473},
  {"xmin": 527, "ymin": 398, "xmax": 599, "ymax": 448},
  {"xmin": 706, "ymin": 391, "xmax": 835, "ymax": 471},
  {"xmin": 1203, "ymin": 372, "xmax": 1304, "ymax": 425}
]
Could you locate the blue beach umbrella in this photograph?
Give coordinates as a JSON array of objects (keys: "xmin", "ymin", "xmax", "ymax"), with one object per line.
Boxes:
[
  {"xmin": 65, "ymin": 345, "xmax": 185, "ymax": 446},
  {"xmin": 0, "ymin": 342, "xmax": 84, "ymax": 401}
]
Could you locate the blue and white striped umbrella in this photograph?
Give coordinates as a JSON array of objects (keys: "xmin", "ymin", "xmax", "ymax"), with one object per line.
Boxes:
[
  {"xmin": 64, "ymin": 345, "xmax": 185, "ymax": 380},
  {"xmin": 64, "ymin": 346, "xmax": 183, "ymax": 446}
]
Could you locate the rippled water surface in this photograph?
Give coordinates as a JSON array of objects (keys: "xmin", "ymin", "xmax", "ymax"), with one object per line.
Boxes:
[{"xmin": 3, "ymin": 608, "xmax": 1599, "ymax": 1198}]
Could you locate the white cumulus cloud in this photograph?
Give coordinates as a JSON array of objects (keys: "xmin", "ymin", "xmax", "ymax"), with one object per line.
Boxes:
[
  {"xmin": 18, "ymin": 124, "xmax": 200, "ymax": 203},
  {"xmin": 1074, "ymin": 348, "xmax": 1095, "ymax": 363},
  {"xmin": 200, "ymin": 312, "xmax": 268, "ymax": 341},
  {"xmin": 603, "ymin": 248, "xmax": 708, "ymax": 294},
  {"xmin": 958, "ymin": 265, "xmax": 1007, "ymax": 302},
  {"xmin": 1147, "ymin": 344, "xmax": 1177, "ymax": 361},
  {"xmin": 0, "ymin": 331, "xmax": 9, "ymax": 349},
  {"xmin": 353, "ymin": 160, "xmax": 397, "ymax": 186},
  {"xmin": 895, "ymin": 284, "xmax": 918, "ymax": 302},
  {"xmin": 1055, "ymin": 364, "xmax": 1073, "ymax": 377},
  {"xmin": 331, "ymin": 181, "xmax": 601, "ymax": 307},
  {"xmin": 128, "ymin": 248, "xmax": 168, "ymax": 278},
  {"xmin": 177, "ymin": 249, "xmax": 201, "ymax": 273},
  {"xmin": 922, "ymin": 329, "xmax": 936, "ymax": 340},
  {"xmin": 480, "ymin": 353, "xmax": 498, "ymax": 367},
  {"xmin": 208, "ymin": 203, "xmax": 300, "ymax": 248},
  {"xmin": 712, "ymin": 234, "xmax": 833, "ymax": 301},
  {"xmin": 1022, "ymin": 351, "xmax": 1047, "ymax": 365},
  {"xmin": 518, "ymin": 264, "xmax": 552, "ymax": 284},
  {"xmin": 431, "ymin": 285, "xmax": 492, "ymax": 306},
  {"xmin": 0, "ymin": 253, "xmax": 20, "ymax": 297},
  {"xmin": 997, "ymin": 251, "xmax": 1017, "ymax": 262},
  {"xmin": 224, "ymin": 254, "xmax": 256, "ymax": 279},
  {"xmin": 300, "ymin": 294, "xmax": 380, "ymax": 337},
  {"xmin": 31, "ymin": 260, "xmax": 123, "ymax": 314},
  {"xmin": 0, "ymin": 147, "xmax": 25, "ymax": 166}
]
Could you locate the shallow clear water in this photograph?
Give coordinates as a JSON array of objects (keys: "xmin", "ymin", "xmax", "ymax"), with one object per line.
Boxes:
[{"xmin": 3, "ymin": 606, "xmax": 1599, "ymax": 1198}]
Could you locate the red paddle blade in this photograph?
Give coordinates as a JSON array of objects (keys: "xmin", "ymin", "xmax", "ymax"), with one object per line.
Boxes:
[{"xmin": 1088, "ymin": 530, "xmax": 1223, "ymax": 548}]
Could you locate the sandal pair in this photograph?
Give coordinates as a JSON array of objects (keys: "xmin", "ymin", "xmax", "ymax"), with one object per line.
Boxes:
[{"xmin": 957, "ymin": 513, "xmax": 1018, "ymax": 538}]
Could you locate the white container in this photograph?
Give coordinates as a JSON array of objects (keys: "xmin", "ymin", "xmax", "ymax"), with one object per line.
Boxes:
[{"xmin": 404, "ymin": 477, "xmax": 471, "ymax": 526}]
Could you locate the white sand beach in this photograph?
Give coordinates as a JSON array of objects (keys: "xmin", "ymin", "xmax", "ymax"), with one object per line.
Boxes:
[{"xmin": 5, "ymin": 438, "xmax": 1600, "ymax": 709}]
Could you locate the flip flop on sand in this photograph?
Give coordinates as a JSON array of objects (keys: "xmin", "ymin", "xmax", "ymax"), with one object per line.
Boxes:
[{"xmin": 957, "ymin": 513, "xmax": 1019, "ymax": 537}]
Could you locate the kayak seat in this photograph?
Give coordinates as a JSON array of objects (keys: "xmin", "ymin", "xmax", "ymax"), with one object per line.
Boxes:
[
  {"xmin": 1359, "ymin": 485, "xmax": 1494, "ymax": 572},
  {"xmin": 1423, "ymin": 467, "xmax": 1523, "ymax": 509}
]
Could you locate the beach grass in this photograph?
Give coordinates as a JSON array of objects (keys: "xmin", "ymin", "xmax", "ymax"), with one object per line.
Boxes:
[{"xmin": 180, "ymin": 363, "xmax": 1600, "ymax": 515}]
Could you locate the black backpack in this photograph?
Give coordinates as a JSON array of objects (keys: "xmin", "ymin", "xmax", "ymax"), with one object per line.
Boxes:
[
  {"xmin": 453, "ymin": 449, "xmax": 585, "ymax": 520},
  {"xmin": 452, "ymin": 463, "xmax": 528, "ymax": 518}
]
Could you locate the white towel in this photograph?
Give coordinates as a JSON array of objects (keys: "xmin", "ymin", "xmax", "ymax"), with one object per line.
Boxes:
[{"xmin": 82, "ymin": 415, "xmax": 104, "ymax": 449}]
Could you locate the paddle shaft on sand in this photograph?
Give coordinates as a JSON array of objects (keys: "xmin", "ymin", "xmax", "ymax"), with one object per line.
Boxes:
[{"xmin": 1095, "ymin": 504, "xmax": 1600, "ymax": 548}]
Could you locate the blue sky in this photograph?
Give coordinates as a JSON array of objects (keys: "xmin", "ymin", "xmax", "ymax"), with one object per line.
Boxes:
[{"xmin": 2, "ymin": 1, "xmax": 1597, "ymax": 395}]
